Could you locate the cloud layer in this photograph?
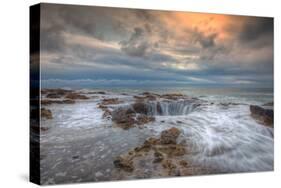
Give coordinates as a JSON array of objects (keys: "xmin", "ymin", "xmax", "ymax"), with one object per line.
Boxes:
[{"xmin": 39, "ymin": 3, "xmax": 273, "ymax": 88}]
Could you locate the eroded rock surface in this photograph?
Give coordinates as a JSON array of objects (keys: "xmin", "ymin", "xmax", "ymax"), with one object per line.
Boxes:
[
  {"xmin": 160, "ymin": 127, "xmax": 181, "ymax": 144},
  {"xmin": 113, "ymin": 128, "xmax": 187, "ymax": 175},
  {"xmin": 111, "ymin": 105, "xmax": 155, "ymax": 129}
]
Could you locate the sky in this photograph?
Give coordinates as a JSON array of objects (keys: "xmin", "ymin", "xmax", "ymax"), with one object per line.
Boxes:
[{"xmin": 38, "ymin": 3, "xmax": 273, "ymax": 88}]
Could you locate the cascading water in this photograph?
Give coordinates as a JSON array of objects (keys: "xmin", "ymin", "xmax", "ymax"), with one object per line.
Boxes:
[{"xmin": 145, "ymin": 100, "xmax": 199, "ymax": 116}]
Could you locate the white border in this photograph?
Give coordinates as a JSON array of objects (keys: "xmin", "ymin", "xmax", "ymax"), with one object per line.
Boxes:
[{"xmin": 0, "ymin": 0, "xmax": 280, "ymax": 188}]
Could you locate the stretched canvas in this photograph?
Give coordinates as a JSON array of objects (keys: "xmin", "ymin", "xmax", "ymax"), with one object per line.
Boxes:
[{"xmin": 30, "ymin": 3, "xmax": 274, "ymax": 185}]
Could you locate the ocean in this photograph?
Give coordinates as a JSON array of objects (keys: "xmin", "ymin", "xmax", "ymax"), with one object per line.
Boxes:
[{"xmin": 39, "ymin": 86, "xmax": 274, "ymax": 184}]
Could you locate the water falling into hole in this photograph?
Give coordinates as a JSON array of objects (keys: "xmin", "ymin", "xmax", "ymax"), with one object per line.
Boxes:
[{"xmin": 145, "ymin": 101, "xmax": 199, "ymax": 116}]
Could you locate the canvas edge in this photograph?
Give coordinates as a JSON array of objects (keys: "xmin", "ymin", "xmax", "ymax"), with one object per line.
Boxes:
[{"xmin": 30, "ymin": 3, "xmax": 41, "ymax": 185}]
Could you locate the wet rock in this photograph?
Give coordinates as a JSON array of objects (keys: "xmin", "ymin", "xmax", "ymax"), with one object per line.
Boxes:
[
  {"xmin": 41, "ymin": 99, "xmax": 75, "ymax": 105},
  {"xmin": 136, "ymin": 92, "xmax": 159, "ymax": 101},
  {"xmin": 65, "ymin": 93, "xmax": 89, "ymax": 100},
  {"xmin": 220, "ymin": 102, "xmax": 243, "ymax": 107},
  {"xmin": 113, "ymin": 156, "xmax": 134, "ymax": 172},
  {"xmin": 134, "ymin": 138, "xmax": 158, "ymax": 153},
  {"xmin": 135, "ymin": 95, "xmax": 157, "ymax": 101},
  {"xmin": 88, "ymin": 91, "xmax": 106, "ymax": 95},
  {"xmin": 98, "ymin": 104, "xmax": 108, "ymax": 111},
  {"xmin": 179, "ymin": 160, "xmax": 189, "ymax": 167},
  {"xmin": 136, "ymin": 114, "xmax": 155, "ymax": 125},
  {"xmin": 112, "ymin": 108, "xmax": 135, "ymax": 128},
  {"xmin": 72, "ymin": 155, "xmax": 79, "ymax": 160},
  {"xmin": 41, "ymin": 88, "xmax": 72, "ymax": 96},
  {"xmin": 153, "ymin": 151, "xmax": 164, "ymax": 163},
  {"xmin": 99, "ymin": 98, "xmax": 122, "ymax": 105},
  {"xmin": 141, "ymin": 92, "xmax": 160, "ymax": 96},
  {"xmin": 113, "ymin": 128, "xmax": 187, "ymax": 174},
  {"xmin": 112, "ymin": 107, "xmax": 155, "ymax": 129},
  {"xmin": 160, "ymin": 127, "xmax": 181, "ymax": 144},
  {"xmin": 46, "ymin": 93, "xmax": 62, "ymax": 98},
  {"xmin": 40, "ymin": 127, "xmax": 50, "ymax": 131},
  {"xmin": 162, "ymin": 159, "xmax": 176, "ymax": 169},
  {"xmin": 160, "ymin": 93, "xmax": 187, "ymax": 100},
  {"xmin": 156, "ymin": 144, "xmax": 186, "ymax": 156},
  {"xmin": 102, "ymin": 109, "xmax": 112, "ymax": 119},
  {"xmin": 132, "ymin": 102, "xmax": 149, "ymax": 114},
  {"xmin": 250, "ymin": 105, "xmax": 273, "ymax": 127},
  {"xmin": 41, "ymin": 108, "xmax": 52, "ymax": 119}
]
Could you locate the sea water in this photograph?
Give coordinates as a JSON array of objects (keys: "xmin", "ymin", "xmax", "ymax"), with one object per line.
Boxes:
[{"xmin": 40, "ymin": 86, "xmax": 273, "ymax": 184}]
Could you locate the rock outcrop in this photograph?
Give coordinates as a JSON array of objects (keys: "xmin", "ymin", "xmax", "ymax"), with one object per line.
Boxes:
[
  {"xmin": 160, "ymin": 127, "xmax": 181, "ymax": 144},
  {"xmin": 250, "ymin": 105, "xmax": 273, "ymax": 127},
  {"xmin": 111, "ymin": 105, "xmax": 155, "ymax": 129},
  {"xmin": 113, "ymin": 127, "xmax": 187, "ymax": 175},
  {"xmin": 113, "ymin": 156, "xmax": 134, "ymax": 172}
]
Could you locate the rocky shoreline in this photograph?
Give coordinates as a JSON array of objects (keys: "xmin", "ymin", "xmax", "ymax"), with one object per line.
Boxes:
[{"xmin": 38, "ymin": 88, "xmax": 274, "ymax": 183}]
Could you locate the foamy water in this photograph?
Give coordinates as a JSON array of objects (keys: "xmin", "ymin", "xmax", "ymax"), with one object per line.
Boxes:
[{"xmin": 40, "ymin": 88, "xmax": 273, "ymax": 184}]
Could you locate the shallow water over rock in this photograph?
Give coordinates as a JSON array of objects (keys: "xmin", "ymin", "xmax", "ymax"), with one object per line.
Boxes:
[{"xmin": 39, "ymin": 89, "xmax": 274, "ymax": 184}]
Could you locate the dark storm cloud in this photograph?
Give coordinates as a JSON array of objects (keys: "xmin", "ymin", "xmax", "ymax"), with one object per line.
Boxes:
[{"xmin": 239, "ymin": 17, "xmax": 273, "ymax": 42}]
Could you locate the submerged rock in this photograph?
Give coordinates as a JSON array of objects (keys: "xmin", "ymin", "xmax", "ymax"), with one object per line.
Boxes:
[
  {"xmin": 250, "ymin": 105, "xmax": 273, "ymax": 127},
  {"xmin": 99, "ymin": 98, "xmax": 122, "ymax": 106},
  {"xmin": 65, "ymin": 93, "xmax": 89, "ymax": 100},
  {"xmin": 160, "ymin": 93, "xmax": 189, "ymax": 100},
  {"xmin": 88, "ymin": 91, "xmax": 106, "ymax": 95},
  {"xmin": 41, "ymin": 99, "xmax": 75, "ymax": 105},
  {"xmin": 102, "ymin": 109, "xmax": 112, "ymax": 120},
  {"xmin": 134, "ymin": 92, "xmax": 195, "ymax": 102},
  {"xmin": 134, "ymin": 92, "xmax": 159, "ymax": 101},
  {"xmin": 46, "ymin": 93, "xmax": 62, "ymax": 99},
  {"xmin": 132, "ymin": 102, "xmax": 149, "ymax": 114},
  {"xmin": 41, "ymin": 88, "xmax": 72, "ymax": 96},
  {"xmin": 41, "ymin": 108, "xmax": 53, "ymax": 119}
]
